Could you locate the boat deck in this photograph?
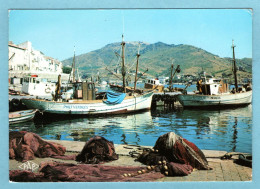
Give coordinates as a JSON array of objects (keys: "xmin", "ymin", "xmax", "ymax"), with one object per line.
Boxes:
[{"xmin": 23, "ymin": 94, "xmax": 145, "ymax": 104}]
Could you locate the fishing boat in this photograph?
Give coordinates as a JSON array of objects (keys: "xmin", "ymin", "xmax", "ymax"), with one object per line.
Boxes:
[
  {"xmin": 144, "ymin": 78, "xmax": 164, "ymax": 92},
  {"xmin": 177, "ymin": 40, "xmax": 252, "ymax": 108},
  {"xmin": 22, "ymin": 74, "xmax": 56, "ymax": 97},
  {"xmin": 9, "ymin": 109, "xmax": 38, "ymax": 124},
  {"xmin": 21, "ymin": 35, "xmax": 154, "ymax": 115},
  {"xmin": 21, "ymin": 91, "xmax": 153, "ymax": 115}
]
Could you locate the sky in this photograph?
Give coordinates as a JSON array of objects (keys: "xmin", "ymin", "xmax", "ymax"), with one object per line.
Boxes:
[{"xmin": 9, "ymin": 9, "xmax": 252, "ymax": 61}]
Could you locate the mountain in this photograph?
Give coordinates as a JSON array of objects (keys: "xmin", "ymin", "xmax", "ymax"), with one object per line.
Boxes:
[{"xmin": 62, "ymin": 41, "xmax": 252, "ymax": 79}]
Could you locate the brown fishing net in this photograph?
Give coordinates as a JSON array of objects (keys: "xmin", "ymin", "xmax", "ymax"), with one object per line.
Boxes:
[
  {"xmin": 76, "ymin": 136, "xmax": 119, "ymax": 164},
  {"xmin": 9, "ymin": 162, "xmax": 164, "ymax": 182},
  {"xmin": 136, "ymin": 132, "xmax": 211, "ymax": 176},
  {"xmin": 9, "ymin": 131, "xmax": 210, "ymax": 181},
  {"xmin": 9, "ymin": 131, "xmax": 66, "ymax": 162}
]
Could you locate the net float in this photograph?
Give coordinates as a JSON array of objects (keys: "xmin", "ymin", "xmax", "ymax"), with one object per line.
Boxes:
[{"xmin": 162, "ymin": 160, "xmax": 166, "ymax": 165}]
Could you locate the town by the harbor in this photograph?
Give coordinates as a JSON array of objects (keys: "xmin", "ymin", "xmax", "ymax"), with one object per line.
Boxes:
[{"xmin": 8, "ymin": 9, "xmax": 252, "ymax": 182}]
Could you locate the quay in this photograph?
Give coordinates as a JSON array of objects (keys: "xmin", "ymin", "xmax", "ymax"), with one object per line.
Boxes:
[{"xmin": 9, "ymin": 140, "xmax": 252, "ymax": 182}]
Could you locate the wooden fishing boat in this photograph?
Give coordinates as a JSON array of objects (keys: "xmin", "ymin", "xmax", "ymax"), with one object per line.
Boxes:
[
  {"xmin": 21, "ymin": 92, "xmax": 153, "ymax": 115},
  {"xmin": 177, "ymin": 89, "xmax": 252, "ymax": 107},
  {"xmin": 21, "ymin": 35, "xmax": 154, "ymax": 115},
  {"xmin": 9, "ymin": 109, "xmax": 38, "ymax": 124},
  {"xmin": 177, "ymin": 41, "xmax": 252, "ymax": 108}
]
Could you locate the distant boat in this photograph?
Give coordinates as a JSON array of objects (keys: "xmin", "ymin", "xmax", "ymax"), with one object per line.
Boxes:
[
  {"xmin": 21, "ymin": 35, "xmax": 154, "ymax": 115},
  {"xmin": 9, "ymin": 109, "xmax": 38, "ymax": 124},
  {"xmin": 144, "ymin": 78, "xmax": 164, "ymax": 92},
  {"xmin": 177, "ymin": 78, "xmax": 252, "ymax": 107},
  {"xmin": 177, "ymin": 41, "xmax": 252, "ymax": 108}
]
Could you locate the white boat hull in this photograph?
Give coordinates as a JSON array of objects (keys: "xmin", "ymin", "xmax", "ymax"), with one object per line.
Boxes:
[
  {"xmin": 177, "ymin": 91, "xmax": 252, "ymax": 107},
  {"xmin": 21, "ymin": 92, "xmax": 153, "ymax": 115},
  {"xmin": 9, "ymin": 109, "xmax": 38, "ymax": 124}
]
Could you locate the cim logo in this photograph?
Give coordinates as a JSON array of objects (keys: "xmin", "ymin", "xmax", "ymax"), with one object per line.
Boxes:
[{"xmin": 18, "ymin": 161, "xmax": 39, "ymax": 172}]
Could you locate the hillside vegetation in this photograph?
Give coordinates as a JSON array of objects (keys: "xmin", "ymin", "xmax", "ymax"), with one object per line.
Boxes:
[{"xmin": 62, "ymin": 41, "xmax": 252, "ymax": 79}]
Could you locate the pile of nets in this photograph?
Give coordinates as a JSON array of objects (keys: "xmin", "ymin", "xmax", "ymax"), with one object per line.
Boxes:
[
  {"xmin": 9, "ymin": 132, "xmax": 119, "ymax": 164},
  {"xmin": 9, "ymin": 131, "xmax": 66, "ymax": 162},
  {"xmin": 103, "ymin": 91, "xmax": 126, "ymax": 105},
  {"xmin": 9, "ymin": 131, "xmax": 211, "ymax": 182},
  {"xmin": 76, "ymin": 136, "xmax": 118, "ymax": 164},
  {"xmin": 136, "ymin": 132, "xmax": 211, "ymax": 176}
]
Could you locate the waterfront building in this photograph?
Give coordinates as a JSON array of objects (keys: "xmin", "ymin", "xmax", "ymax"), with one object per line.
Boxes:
[{"xmin": 8, "ymin": 41, "xmax": 69, "ymax": 91}]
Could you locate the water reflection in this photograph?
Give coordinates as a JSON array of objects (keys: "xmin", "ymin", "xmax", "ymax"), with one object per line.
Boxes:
[
  {"xmin": 9, "ymin": 105, "xmax": 252, "ymax": 153},
  {"xmin": 232, "ymin": 117, "xmax": 238, "ymax": 152},
  {"xmin": 152, "ymin": 105, "xmax": 252, "ymax": 153},
  {"xmin": 10, "ymin": 111, "xmax": 153, "ymax": 144}
]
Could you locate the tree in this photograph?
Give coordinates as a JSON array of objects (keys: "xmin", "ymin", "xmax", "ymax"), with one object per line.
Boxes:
[{"xmin": 63, "ymin": 66, "xmax": 72, "ymax": 74}]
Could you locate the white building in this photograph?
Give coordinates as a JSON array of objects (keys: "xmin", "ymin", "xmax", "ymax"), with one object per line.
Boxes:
[
  {"xmin": 9, "ymin": 41, "xmax": 69, "ymax": 93},
  {"xmin": 9, "ymin": 41, "xmax": 63, "ymax": 75},
  {"xmin": 8, "ymin": 41, "xmax": 29, "ymax": 72}
]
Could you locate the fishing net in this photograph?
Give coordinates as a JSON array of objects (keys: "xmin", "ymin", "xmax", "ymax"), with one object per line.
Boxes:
[
  {"xmin": 9, "ymin": 131, "xmax": 66, "ymax": 162},
  {"xmin": 76, "ymin": 136, "xmax": 119, "ymax": 164},
  {"xmin": 137, "ymin": 132, "xmax": 211, "ymax": 175},
  {"xmin": 9, "ymin": 132, "xmax": 211, "ymax": 181},
  {"xmin": 9, "ymin": 162, "xmax": 164, "ymax": 182}
]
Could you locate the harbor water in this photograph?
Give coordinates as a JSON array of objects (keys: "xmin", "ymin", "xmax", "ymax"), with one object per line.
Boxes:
[{"xmin": 9, "ymin": 104, "xmax": 252, "ymax": 153}]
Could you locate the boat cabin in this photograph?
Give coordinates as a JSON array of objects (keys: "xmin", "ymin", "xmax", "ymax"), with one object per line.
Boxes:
[
  {"xmin": 197, "ymin": 77, "xmax": 229, "ymax": 95},
  {"xmin": 146, "ymin": 79, "xmax": 161, "ymax": 85},
  {"xmin": 72, "ymin": 81, "xmax": 96, "ymax": 100},
  {"xmin": 22, "ymin": 75, "xmax": 56, "ymax": 96},
  {"xmin": 144, "ymin": 78, "xmax": 164, "ymax": 92}
]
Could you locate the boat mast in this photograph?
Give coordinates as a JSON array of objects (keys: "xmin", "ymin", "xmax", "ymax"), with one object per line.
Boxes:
[
  {"xmin": 121, "ymin": 35, "xmax": 126, "ymax": 93},
  {"xmin": 134, "ymin": 43, "xmax": 141, "ymax": 92},
  {"xmin": 169, "ymin": 63, "xmax": 180, "ymax": 92},
  {"xmin": 169, "ymin": 63, "xmax": 174, "ymax": 92},
  {"xmin": 232, "ymin": 40, "xmax": 238, "ymax": 92},
  {"xmin": 72, "ymin": 46, "xmax": 76, "ymax": 83}
]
